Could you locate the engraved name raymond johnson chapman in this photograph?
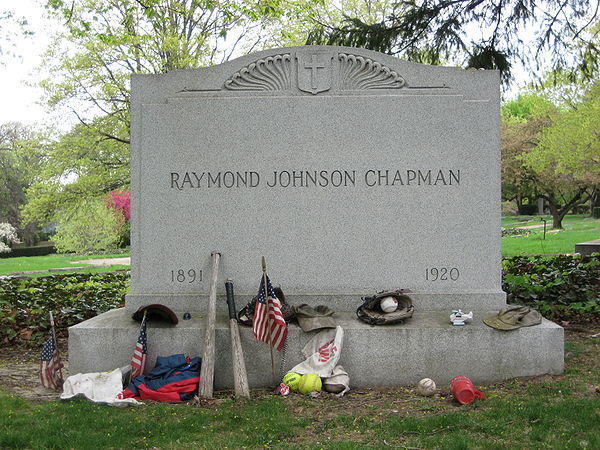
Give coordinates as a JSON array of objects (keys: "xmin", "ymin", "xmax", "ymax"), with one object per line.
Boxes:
[{"xmin": 170, "ymin": 169, "xmax": 461, "ymax": 190}]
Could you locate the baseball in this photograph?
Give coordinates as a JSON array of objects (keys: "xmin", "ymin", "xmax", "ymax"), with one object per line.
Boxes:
[
  {"xmin": 417, "ymin": 378, "xmax": 436, "ymax": 396},
  {"xmin": 380, "ymin": 296, "xmax": 398, "ymax": 313}
]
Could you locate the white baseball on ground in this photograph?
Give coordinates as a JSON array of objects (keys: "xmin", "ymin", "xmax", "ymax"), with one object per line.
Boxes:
[
  {"xmin": 417, "ymin": 378, "xmax": 436, "ymax": 396},
  {"xmin": 380, "ymin": 296, "xmax": 398, "ymax": 313}
]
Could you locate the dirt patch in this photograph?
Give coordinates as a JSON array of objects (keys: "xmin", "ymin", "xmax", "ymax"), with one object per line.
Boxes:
[{"xmin": 0, "ymin": 342, "xmax": 69, "ymax": 401}]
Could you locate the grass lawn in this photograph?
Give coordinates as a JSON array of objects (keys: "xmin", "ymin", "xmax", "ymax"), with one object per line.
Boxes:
[
  {"xmin": 0, "ymin": 253, "xmax": 130, "ymax": 277},
  {"xmin": 1, "ymin": 329, "xmax": 599, "ymax": 448},
  {"xmin": 502, "ymin": 215, "xmax": 600, "ymax": 256}
]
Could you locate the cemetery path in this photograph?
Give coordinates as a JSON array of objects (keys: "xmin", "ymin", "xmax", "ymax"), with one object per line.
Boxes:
[
  {"xmin": 505, "ymin": 223, "xmax": 546, "ymax": 229},
  {"xmin": 71, "ymin": 257, "xmax": 130, "ymax": 266}
]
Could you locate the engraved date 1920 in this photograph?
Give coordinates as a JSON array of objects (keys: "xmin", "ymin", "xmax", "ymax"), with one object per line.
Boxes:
[
  {"xmin": 170, "ymin": 269, "xmax": 202, "ymax": 283},
  {"xmin": 425, "ymin": 267, "xmax": 459, "ymax": 281}
]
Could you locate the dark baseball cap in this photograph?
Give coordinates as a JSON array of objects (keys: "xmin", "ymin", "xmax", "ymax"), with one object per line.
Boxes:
[{"xmin": 132, "ymin": 304, "xmax": 179, "ymax": 325}]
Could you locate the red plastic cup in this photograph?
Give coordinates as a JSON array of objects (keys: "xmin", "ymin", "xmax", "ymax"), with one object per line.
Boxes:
[{"xmin": 450, "ymin": 376, "xmax": 485, "ymax": 405}]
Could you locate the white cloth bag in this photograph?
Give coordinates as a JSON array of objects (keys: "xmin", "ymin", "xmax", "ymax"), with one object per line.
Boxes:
[{"xmin": 290, "ymin": 326, "xmax": 350, "ymax": 395}]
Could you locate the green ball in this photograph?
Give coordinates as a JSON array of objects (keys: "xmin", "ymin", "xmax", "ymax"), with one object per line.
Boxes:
[
  {"xmin": 282, "ymin": 372, "xmax": 301, "ymax": 391},
  {"xmin": 298, "ymin": 373, "xmax": 322, "ymax": 395}
]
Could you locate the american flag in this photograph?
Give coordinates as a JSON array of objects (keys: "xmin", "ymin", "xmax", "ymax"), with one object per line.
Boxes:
[
  {"xmin": 253, "ymin": 274, "xmax": 288, "ymax": 351},
  {"xmin": 130, "ymin": 314, "xmax": 148, "ymax": 379},
  {"xmin": 39, "ymin": 336, "xmax": 63, "ymax": 390}
]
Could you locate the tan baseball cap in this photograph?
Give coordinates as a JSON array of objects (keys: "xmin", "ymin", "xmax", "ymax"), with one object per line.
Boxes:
[
  {"xmin": 293, "ymin": 304, "xmax": 336, "ymax": 332},
  {"xmin": 483, "ymin": 305, "xmax": 542, "ymax": 330}
]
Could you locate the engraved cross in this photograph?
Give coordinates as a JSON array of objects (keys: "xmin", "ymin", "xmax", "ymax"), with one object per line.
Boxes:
[{"xmin": 304, "ymin": 54, "xmax": 325, "ymax": 92}]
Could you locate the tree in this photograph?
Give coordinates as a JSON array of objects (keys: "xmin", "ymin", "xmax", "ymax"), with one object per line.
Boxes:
[
  {"xmin": 501, "ymin": 90, "xmax": 595, "ymax": 228},
  {"xmin": 501, "ymin": 95, "xmax": 555, "ymax": 210},
  {"xmin": 28, "ymin": 0, "xmax": 319, "ymax": 229},
  {"xmin": 260, "ymin": 1, "xmax": 401, "ymax": 48},
  {"xmin": 532, "ymin": 83, "xmax": 600, "ymax": 187},
  {"xmin": 106, "ymin": 190, "xmax": 131, "ymax": 245},
  {"xmin": 42, "ymin": 0, "xmax": 320, "ymax": 140},
  {"xmin": 306, "ymin": 0, "xmax": 600, "ymax": 85},
  {"xmin": 523, "ymin": 82, "xmax": 600, "ymax": 226},
  {"xmin": 22, "ymin": 116, "xmax": 129, "ymax": 227},
  {"xmin": 0, "ymin": 223, "xmax": 21, "ymax": 253},
  {"xmin": 0, "ymin": 123, "xmax": 44, "ymax": 244},
  {"xmin": 0, "ymin": 9, "xmax": 32, "ymax": 59},
  {"xmin": 51, "ymin": 199, "xmax": 124, "ymax": 253}
]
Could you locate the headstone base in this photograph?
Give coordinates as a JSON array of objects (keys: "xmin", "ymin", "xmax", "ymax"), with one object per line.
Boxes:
[{"xmin": 69, "ymin": 308, "xmax": 563, "ymax": 388}]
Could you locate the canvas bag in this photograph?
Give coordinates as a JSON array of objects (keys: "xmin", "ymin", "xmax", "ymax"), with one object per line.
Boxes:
[{"xmin": 290, "ymin": 326, "xmax": 350, "ymax": 395}]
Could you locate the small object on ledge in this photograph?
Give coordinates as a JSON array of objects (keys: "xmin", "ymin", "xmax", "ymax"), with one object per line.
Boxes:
[{"xmin": 450, "ymin": 310, "xmax": 473, "ymax": 326}]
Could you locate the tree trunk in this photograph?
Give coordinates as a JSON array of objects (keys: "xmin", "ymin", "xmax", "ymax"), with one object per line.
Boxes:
[
  {"xmin": 547, "ymin": 203, "xmax": 565, "ymax": 229},
  {"xmin": 592, "ymin": 189, "xmax": 600, "ymax": 208},
  {"xmin": 543, "ymin": 187, "xmax": 589, "ymax": 229}
]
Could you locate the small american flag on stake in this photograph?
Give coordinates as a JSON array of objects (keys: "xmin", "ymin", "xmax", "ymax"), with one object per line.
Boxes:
[
  {"xmin": 253, "ymin": 272, "xmax": 288, "ymax": 351},
  {"xmin": 39, "ymin": 313, "xmax": 63, "ymax": 390},
  {"xmin": 130, "ymin": 311, "xmax": 148, "ymax": 379}
]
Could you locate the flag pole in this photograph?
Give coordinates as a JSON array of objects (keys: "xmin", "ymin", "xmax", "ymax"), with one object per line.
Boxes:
[
  {"xmin": 49, "ymin": 311, "xmax": 63, "ymax": 382},
  {"xmin": 262, "ymin": 256, "xmax": 277, "ymax": 384},
  {"xmin": 128, "ymin": 309, "xmax": 147, "ymax": 386}
]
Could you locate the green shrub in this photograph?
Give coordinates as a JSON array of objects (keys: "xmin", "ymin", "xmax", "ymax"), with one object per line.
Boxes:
[
  {"xmin": 503, "ymin": 254, "xmax": 600, "ymax": 320},
  {"xmin": 0, "ymin": 245, "xmax": 56, "ymax": 258},
  {"xmin": 0, "ymin": 271, "xmax": 129, "ymax": 344},
  {"xmin": 52, "ymin": 200, "xmax": 124, "ymax": 253}
]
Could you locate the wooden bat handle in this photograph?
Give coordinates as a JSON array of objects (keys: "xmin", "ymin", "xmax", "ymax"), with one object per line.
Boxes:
[{"xmin": 199, "ymin": 251, "xmax": 220, "ymax": 399}]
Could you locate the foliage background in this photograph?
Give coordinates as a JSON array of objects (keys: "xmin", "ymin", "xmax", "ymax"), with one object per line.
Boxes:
[{"xmin": 0, "ymin": 271, "xmax": 128, "ymax": 344}]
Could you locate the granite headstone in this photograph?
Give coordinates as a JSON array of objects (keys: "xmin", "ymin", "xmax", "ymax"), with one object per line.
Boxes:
[
  {"xmin": 126, "ymin": 45, "xmax": 505, "ymax": 313},
  {"xmin": 69, "ymin": 46, "xmax": 563, "ymax": 386}
]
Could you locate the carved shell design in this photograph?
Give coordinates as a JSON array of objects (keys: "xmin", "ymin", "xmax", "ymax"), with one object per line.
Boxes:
[
  {"xmin": 338, "ymin": 53, "xmax": 406, "ymax": 90},
  {"xmin": 224, "ymin": 54, "xmax": 292, "ymax": 91}
]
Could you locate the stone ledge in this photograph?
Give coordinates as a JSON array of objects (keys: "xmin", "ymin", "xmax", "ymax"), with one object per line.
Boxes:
[{"xmin": 69, "ymin": 308, "xmax": 563, "ymax": 388}]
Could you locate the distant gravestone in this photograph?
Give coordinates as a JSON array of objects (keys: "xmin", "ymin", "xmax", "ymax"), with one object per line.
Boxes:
[
  {"xmin": 126, "ymin": 46, "xmax": 506, "ymax": 312},
  {"xmin": 70, "ymin": 46, "xmax": 563, "ymax": 387}
]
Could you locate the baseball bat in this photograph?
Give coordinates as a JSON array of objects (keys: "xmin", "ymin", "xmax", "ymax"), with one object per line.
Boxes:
[
  {"xmin": 199, "ymin": 251, "xmax": 221, "ymax": 398},
  {"xmin": 225, "ymin": 279, "xmax": 250, "ymax": 399}
]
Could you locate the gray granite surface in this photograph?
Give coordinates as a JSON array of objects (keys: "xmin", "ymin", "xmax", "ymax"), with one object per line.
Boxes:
[
  {"xmin": 127, "ymin": 45, "xmax": 504, "ymax": 312},
  {"xmin": 69, "ymin": 309, "xmax": 564, "ymax": 387}
]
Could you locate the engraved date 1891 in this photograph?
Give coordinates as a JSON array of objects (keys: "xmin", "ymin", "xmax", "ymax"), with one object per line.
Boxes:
[
  {"xmin": 171, "ymin": 269, "xmax": 201, "ymax": 283},
  {"xmin": 425, "ymin": 267, "xmax": 459, "ymax": 281}
]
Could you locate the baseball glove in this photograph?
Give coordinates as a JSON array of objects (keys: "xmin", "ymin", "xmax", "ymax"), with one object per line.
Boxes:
[
  {"xmin": 356, "ymin": 289, "xmax": 414, "ymax": 325},
  {"xmin": 237, "ymin": 286, "xmax": 295, "ymax": 326}
]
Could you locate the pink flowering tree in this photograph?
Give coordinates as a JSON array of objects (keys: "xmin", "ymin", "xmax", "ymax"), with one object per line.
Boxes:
[
  {"xmin": 106, "ymin": 190, "xmax": 130, "ymax": 246},
  {"xmin": 107, "ymin": 190, "xmax": 130, "ymax": 221}
]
